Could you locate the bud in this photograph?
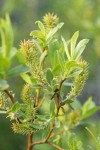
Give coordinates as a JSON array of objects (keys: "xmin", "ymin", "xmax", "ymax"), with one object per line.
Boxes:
[{"xmin": 43, "ymin": 13, "xmax": 59, "ymax": 30}]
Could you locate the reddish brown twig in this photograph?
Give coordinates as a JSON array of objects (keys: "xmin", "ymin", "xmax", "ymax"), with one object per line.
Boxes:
[
  {"xmin": 48, "ymin": 142, "xmax": 64, "ymax": 150},
  {"xmin": 35, "ymin": 89, "xmax": 40, "ymax": 107},
  {"xmin": 4, "ymin": 89, "xmax": 14, "ymax": 104},
  {"xmin": 28, "ymin": 134, "xmax": 33, "ymax": 150},
  {"xmin": 32, "ymin": 141, "xmax": 64, "ymax": 150},
  {"xmin": 45, "ymin": 123, "xmax": 55, "ymax": 142}
]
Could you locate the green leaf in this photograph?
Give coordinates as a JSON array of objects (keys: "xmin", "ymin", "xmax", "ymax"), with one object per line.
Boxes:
[
  {"xmin": 35, "ymin": 21, "xmax": 45, "ymax": 35},
  {"xmin": 0, "ymin": 79, "xmax": 9, "ymax": 90},
  {"xmin": 74, "ymin": 39, "xmax": 89, "ymax": 60},
  {"xmin": 46, "ymin": 22, "xmax": 64, "ymax": 43},
  {"xmin": 0, "ymin": 14, "xmax": 14, "ymax": 58},
  {"xmin": 46, "ymin": 69, "xmax": 53, "ymax": 85},
  {"xmin": 20, "ymin": 74, "xmax": 32, "ymax": 85},
  {"xmin": 52, "ymin": 65, "xmax": 62, "ymax": 76},
  {"xmin": 68, "ymin": 68, "xmax": 83, "ymax": 78},
  {"xmin": 31, "ymin": 84, "xmax": 42, "ymax": 89},
  {"xmin": 61, "ymin": 36, "xmax": 70, "ymax": 60},
  {"xmin": 64, "ymin": 99, "xmax": 74, "ymax": 104},
  {"xmin": 57, "ymin": 50, "xmax": 65, "ymax": 71},
  {"xmin": 0, "ymin": 57, "xmax": 11, "ymax": 71},
  {"xmin": 40, "ymin": 50, "xmax": 47, "ymax": 66},
  {"xmin": 64, "ymin": 60, "xmax": 83, "ymax": 78},
  {"xmin": 65, "ymin": 60, "xmax": 78, "ymax": 70},
  {"xmin": 9, "ymin": 102, "xmax": 21, "ymax": 113},
  {"xmin": 48, "ymin": 40, "xmax": 59, "ymax": 68},
  {"xmin": 30, "ymin": 123, "xmax": 44, "ymax": 130},
  {"xmin": 16, "ymin": 50, "xmax": 26, "ymax": 64},
  {"xmin": 82, "ymin": 97, "xmax": 100, "ymax": 119},
  {"xmin": 70, "ymin": 31, "xmax": 79, "ymax": 59},
  {"xmin": 30, "ymin": 30, "xmax": 45, "ymax": 41},
  {"xmin": 7, "ymin": 65, "xmax": 30, "ymax": 78}
]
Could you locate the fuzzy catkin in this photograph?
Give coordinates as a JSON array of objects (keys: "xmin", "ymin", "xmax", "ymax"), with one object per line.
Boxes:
[{"xmin": 67, "ymin": 61, "xmax": 88, "ymax": 100}]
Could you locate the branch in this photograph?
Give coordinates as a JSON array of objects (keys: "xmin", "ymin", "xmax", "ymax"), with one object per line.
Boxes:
[
  {"xmin": 4, "ymin": 89, "xmax": 14, "ymax": 104},
  {"xmin": 48, "ymin": 142, "xmax": 64, "ymax": 150},
  {"xmin": 28, "ymin": 134, "xmax": 33, "ymax": 150},
  {"xmin": 4, "ymin": 89, "xmax": 22, "ymax": 124},
  {"xmin": 45, "ymin": 123, "xmax": 55, "ymax": 142},
  {"xmin": 49, "ymin": 129, "xmax": 65, "ymax": 139},
  {"xmin": 58, "ymin": 78, "xmax": 66, "ymax": 92},
  {"xmin": 35, "ymin": 89, "xmax": 40, "ymax": 107},
  {"xmin": 32, "ymin": 141, "xmax": 64, "ymax": 150},
  {"xmin": 32, "ymin": 140, "xmax": 44, "ymax": 146}
]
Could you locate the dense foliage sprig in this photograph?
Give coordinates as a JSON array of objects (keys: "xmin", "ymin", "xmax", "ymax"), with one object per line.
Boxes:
[{"xmin": 0, "ymin": 13, "xmax": 99, "ymax": 150}]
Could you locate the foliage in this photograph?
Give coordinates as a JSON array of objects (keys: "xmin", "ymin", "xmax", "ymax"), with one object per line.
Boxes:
[{"xmin": 0, "ymin": 13, "xmax": 100, "ymax": 150}]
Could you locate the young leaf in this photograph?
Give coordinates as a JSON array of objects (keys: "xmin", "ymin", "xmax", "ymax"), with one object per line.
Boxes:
[
  {"xmin": 30, "ymin": 30, "xmax": 45, "ymax": 42},
  {"xmin": 40, "ymin": 50, "xmax": 47, "ymax": 67},
  {"xmin": 0, "ymin": 14, "xmax": 14, "ymax": 58},
  {"xmin": 16, "ymin": 50, "xmax": 26, "ymax": 64},
  {"xmin": 35, "ymin": 21, "xmax": 45, "ymax": 35},
  {"xmin": 46, "ymin": 22, "xmax": 64, "ymax": 43},
  {"xmin": 48, "ymin": 40, "xmax": 59, "ymax": 68},
  {"xmin": 82, "ymin": 97, "xmax": 100, "ymax": 119},
  {"xmin": 64, "ymin": 99, "xmax": 74, "ymax": 104},
  {"xmin": 70, "ymin": 31, "xmax": 79, "ymax": 59},
  {"xmin": 68, "ymin": 68, "xmax": 83, "ymax": 78},
  {"xmin": 7, "ymin": 65, "xmax": 30, "ymax": 78},
  {"xmin": 9, "ymin": 102, "xmax": 21, "ymax": 113},
  {"xmin": 74, "ymin": 39, "xmax": 89, "ymax": 60},
  {"xmin": 0, "ymin": 57, "xmax": 11, "ymax": 71},
  {"xmin": 30, "ymin": 123, "xmax": 44, "ymax": 130},
  {"xmin": 61, "ymin": 36, "xmax": 70, "ymax": 60},
  {"xmin": 46, "ymin": 69, "xmax": 53, "ymax": 85},
  {"xmin": 31, "ymin": 84, "xmax": 42, "ymax": 89},
  {"xmin": 57, "ymin": 50, "xmax": 65, "ymax": 71},
  {"xmin": 52, "ymin": 65, "xmax": 62, "ymax": 76},
  {"xmin": 65, "ymin": 60, "xmax": 79, "ymax": 71},
  {"xmin": 20, "ymin": 74, "xmax": 32, "ymax": 85}
]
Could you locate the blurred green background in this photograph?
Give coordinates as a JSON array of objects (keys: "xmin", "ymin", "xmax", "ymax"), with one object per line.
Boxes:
[{"xmin": 0, "ymin": 0, "xmax": 100, "ymax": 149}]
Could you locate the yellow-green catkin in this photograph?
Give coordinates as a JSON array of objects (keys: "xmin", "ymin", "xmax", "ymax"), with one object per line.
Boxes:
[
  {"xmin": 20, "ymin": 40, "xmax": 46, "ymax": 85},
  {"xmin": 67, "ymin": 60, "xmax": 88, "ymax": 100},
  {"xmin": 43, "ymin": 13, "xmax": 59, "ymax": 32},
  {"xmin": 21, "ymin": 84, "xmax": 33, "ymax": 104},
  {"xmin": 0, "ymin": 92, "xmax": 9, "ymax": 110},
  {"xmin": 12, "ymin": 122, "xmax": 34, "ymax": 135}
]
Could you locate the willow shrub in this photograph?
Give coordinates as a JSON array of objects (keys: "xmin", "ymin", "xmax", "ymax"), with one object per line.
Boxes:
[{"xmin": 0, "ymin": 13, "xmax": 100, "ymax": 150}]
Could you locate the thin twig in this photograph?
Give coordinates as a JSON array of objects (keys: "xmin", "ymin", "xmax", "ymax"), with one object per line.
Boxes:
[
  {"xmin": 35, "ymin": 89, "xmax": 40, "ymax": 107},
  {"xmin": 58, "ymin": 78, "xmax": 66, "ymax": 92},
  {"xmin": 49, "ymin": 129, "xmax": 65, "ymax": 139},
  {"xmin": 32, "ymin": 140, "xmax": 44, "ymax": 146},
  {"xmin": 4, "ymin": 89, "xmax": 14, "ymax": 104},
  {"xmin": 46, "ymin": 80, "xmax": 66, "ymax": 143},
  {"xmin": 48, "ymin": 142, "xmax": 64, "ymax": 150},
  {"xmin": 45, "ymin": 123, "xmax": 55, "ymax": 142}
]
